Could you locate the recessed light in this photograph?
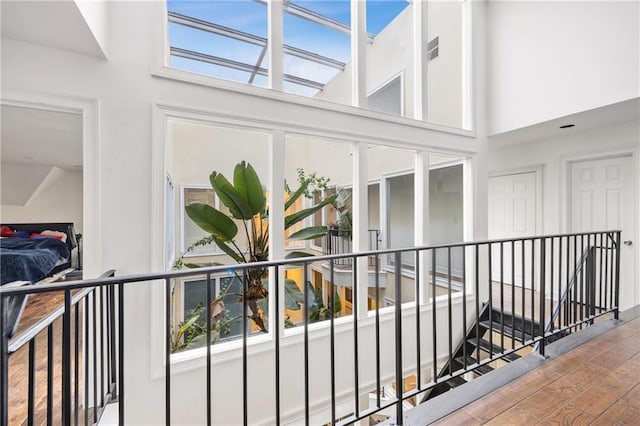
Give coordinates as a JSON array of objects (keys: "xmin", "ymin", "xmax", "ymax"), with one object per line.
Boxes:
[{"xmin": 559, "ymin": 124, "xmax": 575, "ymax": 129}]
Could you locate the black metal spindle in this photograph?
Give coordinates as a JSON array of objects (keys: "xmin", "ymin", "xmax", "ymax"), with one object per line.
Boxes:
[
  {"xmin": 48, "ymin": 324, "xmax": 54, "ymax": 426},
  {"xmin": 565, "ymin": 236, "xmax": 570, "ymax": 329},
  {"xmin": 84, "ymin": 296, "xmax": 90, "ymax": 426},
  {"xmin": 118, "ymin": 283, "xmax": 125, "ymax": 426},
  {"xmin": 28, "ymin": 339, "xmax": 36, "ymax": 426},
  {"xmin": 488, "ymin": 243, "xmax": 493, "ymax": 358},
  {"xmin": 206, "ymin": 274, "xmax": 212, "ymax": 426},
  {"xmin": 275, "ymin": 266, "xmax": 281, "ymax": 426},
  {"xmin": 375, "ymin": 254, "xmax": 381, "ymax": 409},
  {"xmin": 109, "ymin": 285, "xmax": 116, "ymax": 392},
  {"xmin": 531, "ymin": 239, "xmax": 535, "ymax": 340},
  {"xmin": 74, "ymin": 303, "xmax": 80, "ymax": 426},
  {"xmin": 165, "ymin": 278, "xmax": 171, "ymax": 426},
  {"xmin": 579, "ymin": 234, "xmax": 584, "ymax": 326},
  {"xmin": 511, "ymin": 240, "xmax": 515, "ymax": 350},
  {"xmin": 550, "ymin": 237, "xmax": 554, "ymax": 333},
  {"xmin": 475, "ymin": 245, "xmax": 480, "ymax": 367},
  {"xmin": 447, "ymin": 247, "xmax": 453, "ymax": 372},
  {"xmin": 92, "ymin": 290, "xmax": 98, "ymax": 425},
  {"xmin": 539, "ymin": 238, "xmax": 546, "ymax": 356},
  {"xmin": 461, "ymin": 246, "xmax": 467, "ymax": 370},
  {"xmin": 415, "ymin": 250, "xmax": 421, "ymax": 386},
  {"xmin": 599, "ymin": 233, "xmax": 604, "ymax": 310},
  {"xmin": 330, "ymin": 261, "xmax": 336, "ymax": 425},
  {"xmin": 432, "ymin": 249, "xmax": 437, "ymax": 382},
  {"xmin": 0, "ymin": 295, "xmax": 6, "ymax": 426},
  {"xmin": 353, "ymin": 258, "xmax": 359, "ymax": 419},
  {"xmin": 303, "ymin": 263, "xmax": 310, "ymax": 426},
  {"xmin": 614, "ymin": 231, "xmax": 621, "ymax": 319},
  {"xmin": 558, "ymin": 237, "xmax": 563, "ymax": 329},
  {"xmin": 100, "ymin": 287, "xmax": 105, "ymax": 407},
  {"xmin": 499, "ymin": 242, "xmax": 504, "ymax": 353},
  {"xmin": 521, "ymin": 240, "xmax": 525, "ymax": 343},
  {"xmin": 605, "ymin": 233, "xmax": 610, "ymax": 310},
  {"xmin": 394, "ymin": 252, "xmax": 403, "ymax": 426},
  {"xmin": 242, "ymin": 270, "xmax": 248, "ymax": 426},
  {"xmin": 63, "ymin": 289, "xmax": 72, "ymax": 426}
]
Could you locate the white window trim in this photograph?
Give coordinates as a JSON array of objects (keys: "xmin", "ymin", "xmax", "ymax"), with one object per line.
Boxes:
[{"xmin": 180, "ymin": 184, "xmax": 222, "ymax": 257}]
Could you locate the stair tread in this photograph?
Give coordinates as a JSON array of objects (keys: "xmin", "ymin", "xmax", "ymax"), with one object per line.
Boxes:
[
  {"xmin": 468, "ymin": 338, "xmax": 521, "ymax": 361},
  {"xmin": 479, "ymin": 321, "xmax": 534, "ymax": 341},
  {"xmin": 445, "ymin": 375, "xmax": 467, "ymax": 388},
  {"xmin": 454, "ymin": 356, "xmax": 495, "ymax": 375}
]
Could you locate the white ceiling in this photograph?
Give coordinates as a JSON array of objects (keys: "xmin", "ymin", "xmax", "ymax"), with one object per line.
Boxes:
[
  {"xmin": 489, "ymin": 98, "xmax": 640, "ymax": 149},
  {"xmin": 1, "ymin": 105, "xmax": 83, "ymax": 170},
  {"xmin": 0, "ymin": 0, "xmax": 106, "ymax": 59}
]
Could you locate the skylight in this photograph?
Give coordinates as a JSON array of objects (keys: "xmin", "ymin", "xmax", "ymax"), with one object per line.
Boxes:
[{"xmin": 165, "ymin": 0, "xmax": 410, "ymax": 96}]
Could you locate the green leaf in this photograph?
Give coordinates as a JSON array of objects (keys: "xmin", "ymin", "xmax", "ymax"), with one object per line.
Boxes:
[
  {"xmin": 284, "ymin": 251, "xmax": 315, "ymax": 259},
  {"xmin": 234, "ymin": 161, "xmax": 265, "ymax": 216},
  {"xmin": 210, "ymin": 172, "xmax": 253, "ymax": 220},
  {"xmin": 285, "ymin": 194, "xmax": 337, "ymax": 229},
  {"xmin": 211, "ymin": 236, "xmax": 245, "ymax": 263},
  {"xmin": 288, "ymin": 226, "xmax": 329, "ymax": 241},
  {"xmin": 185, "ymin": 203, "xmax": 238, "ymax": 241},
  {"xmin": 285, "ymin": 181, "xmax": 309, "ymax": 211},
  {"xmin": 285, "ymin": 279, "xmax": 304, "ymax": 310}
]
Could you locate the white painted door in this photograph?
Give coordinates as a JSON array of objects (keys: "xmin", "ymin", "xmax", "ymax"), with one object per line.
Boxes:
[
  {"xmin": 570, "ymin": 155, "xmax": 635, "ymax": 310},
  {"xmin": 488, "ymin": 172, "xmax": 537, "ymax": 286}
]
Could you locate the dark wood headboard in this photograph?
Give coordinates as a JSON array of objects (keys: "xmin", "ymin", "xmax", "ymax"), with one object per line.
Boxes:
[{"xmin": 2, "ymin": 223, "xmax": 78, "ymax": 251}]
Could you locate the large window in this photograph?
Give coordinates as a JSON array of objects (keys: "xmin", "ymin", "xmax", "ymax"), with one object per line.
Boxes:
[{"xmin": 164, "ymin": 0, "xmax": 472, "ymax": 130}]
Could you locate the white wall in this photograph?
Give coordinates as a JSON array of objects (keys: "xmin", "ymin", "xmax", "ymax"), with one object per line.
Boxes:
[
  {"xmin": 487, "ymin": 1, "xmax": 640, "ymax": 135},
  {"xmin": 74, "ymin": 0, "xmax": 110, "ymax": 57},
  {"xmin": 1, "ymin": 167, "xmax": 83, "ymax": 232},
  {"xmin": 0, "ymin": 1, "xmax": 484, "ymax": 423}
]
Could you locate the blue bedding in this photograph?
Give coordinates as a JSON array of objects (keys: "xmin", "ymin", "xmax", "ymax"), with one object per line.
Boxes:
[{"xmin": 1, "ymin": 238, "xmax": 70, "ymax": 285}]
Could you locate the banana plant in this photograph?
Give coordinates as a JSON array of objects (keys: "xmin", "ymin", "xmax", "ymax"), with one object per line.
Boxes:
[{"xmin": 176, "ymin": 161, "xmax": 337, "ymax": 333}]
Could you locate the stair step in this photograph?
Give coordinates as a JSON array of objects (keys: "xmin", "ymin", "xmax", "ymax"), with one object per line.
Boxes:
[
  {"xmin": 479, "ymin": 321, "xmax": 534, "ymax": 342},
  {"xmin": 454, "ymin": 356, "xmax": 495, "ymax": 376},
  {"xmin": 445, "ymin": 375, "xmax": 467, "ymax": 388},
  {"xmin": 468, "ymin": 339, "xmax": 521, "ymax": 361}
]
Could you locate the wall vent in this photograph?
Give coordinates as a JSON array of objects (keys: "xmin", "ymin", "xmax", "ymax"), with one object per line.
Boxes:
[{"xmin": 427, "ymin": 36, "xmax": 439, "ymax": 61}]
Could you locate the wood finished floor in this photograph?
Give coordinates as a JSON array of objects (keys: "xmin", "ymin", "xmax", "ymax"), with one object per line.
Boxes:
[
  {"xmin": 435, "ymin": 314, "xmax": 640, "ymax": 425},
  {"xmin": 7, "ymin": 290, "xmax": 87, "ymax": 426}
]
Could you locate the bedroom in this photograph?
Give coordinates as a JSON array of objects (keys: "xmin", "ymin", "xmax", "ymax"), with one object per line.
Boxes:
[{"xmin": 0, "ymin": 103, "xmax": 84, "ymax": 332}]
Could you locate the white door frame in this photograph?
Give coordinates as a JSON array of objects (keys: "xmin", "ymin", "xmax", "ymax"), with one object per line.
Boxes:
[
  {"xmin": 488, "ymin": 164, "xmax": 544, "ymax": 237},
  {"xmin": 0, "ymin": 89, "xmax": 101, "ymax": 277},
  {"xmin": 561, "ymin": 148, "xmax": 639, "ymax": 309}
]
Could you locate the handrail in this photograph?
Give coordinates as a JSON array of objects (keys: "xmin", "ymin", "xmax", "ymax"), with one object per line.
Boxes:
[{"xmin": 7, "ymin": 270, "xmax": 116, "ymax": 353}]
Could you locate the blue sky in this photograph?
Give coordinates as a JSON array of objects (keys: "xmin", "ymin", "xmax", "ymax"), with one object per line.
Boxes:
[{"xmin": 167, "ymin": 0, "xmax": 410, "ymax": 95}]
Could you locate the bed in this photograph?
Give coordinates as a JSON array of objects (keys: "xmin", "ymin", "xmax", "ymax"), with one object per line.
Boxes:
[{"xmin": 0, "ymin": 222, "xmax": 79, "ymax": 336}]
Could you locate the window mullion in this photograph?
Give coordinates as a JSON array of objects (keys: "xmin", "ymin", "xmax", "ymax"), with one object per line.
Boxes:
[
  {"xmin": 268, "ymin": 0, "xmax": 284, "ymax": 91},
  {"xmin": 351, "ymin": 0, "xmax": 367, "ymax": 107}
]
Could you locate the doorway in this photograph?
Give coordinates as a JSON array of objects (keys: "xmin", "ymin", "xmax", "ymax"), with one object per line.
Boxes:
[{"xmin": 569, "ymin": 155, "xmax": 636, "ymax": 310}]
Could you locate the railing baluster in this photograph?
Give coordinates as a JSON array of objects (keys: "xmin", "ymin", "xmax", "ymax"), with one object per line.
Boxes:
[
  {"xmin": 275, "ymin": 265, "xmax": 281, "ymax": 426},
  {"xmin": 614, "ymin": 231, "xmax": 621, "ymax": 319},
  {"xmin": 63, "ymin": 289, "xmax": 72, "ymax": 426},
  {"xmin": 488, "ymin": 243, "xmax": 493, "ymax": 359},
  {"xmin": 461, "ymin": 247, "xmax": 467, "ymax": 370},
  {"xmin": 330, "ymin": 261, "xmax": 336, "ymax": 425},
  {"xmin": 432, "ymin": 249, "xmax": 437, "ymax": 383},
  {"xmin": 475, "ymin": 245, "xmax": 480, "ymax": 370},
  {"xmin": 394, "ymin": 252, "xmax": 403, "ymax": 426},
  {"xmin": 100, "ymin": 287, "xmax": 105, "ymax": 407},
  {"xmin": 242, "ymin": 270, "xmax": 248, "ymax": 426},
  {"xmin": 352, "ymin": 257, "xmax": 359, "ymax": 419},
  {"xmin": 539, "ymin": 238, "xmax": 546, "ymax": 356},
  {"xmin": 92, "ymin": 290, "xmax": 98, "ymax": 425},
  {"xmin": 531, "ymin": 239, "xmax": 535, "ymax": 340},
  {"xmin": 550, "ymin": 237, "xmax": 554, "ymax": 333},
  {"xmin": 48, "ymin": 323, "xmax": 54, "ymax": 426},
  {"xmin": 206, "ymin": 273, "xmax": 212, "ymax": 426},
  {"xmin": 84, "ymin": 295, "xmax": 90, "ymax": 426},
  {"xmin": 0, "ymin": 294, "xmax": 7, "ymax": 426},
  {"xmin": 165, "ymin": 278, "xmax": 171, "ymax": 426},
  {"xmin": 511, "ymin": 240, "xmax": 515, "ymax": 350},
  {"xmin": 74, "ymin": 303, "xmax": 80, "ymax": 425},
  {"xmin": 415, "ymin": 250, "xmax": 421, "ymax": 387},
  {"xmin": 118, "ymin": 283, "xmax": 125, "ymax": 426},
  {"xmin": 499, "ymin": 242, "xmax": 504, "ymax": 353},
  {"xmin": 109, "ymin": 284, "xmax": 116, "ymax": 394},
  {"xmin": 599, "ymin": 233, "xmax": 604, "ymax": 311},
  {"xmin": 521, "ymin": 240, "xmax": 525, "ymax": 343},
  {"xmin": 447, "ymin": 247, "xmax": 453, "ymax": 373},
  {"xmin": 579, "ymin": 234, "xmax": 584, "ymax": 327},
  {"xmin": 558, "ymin": 237, "xmax": 563, "ymax": 330},
  {"xmin": 28, "ymin": 339, "xmax": 35, "ymax": 426},
  {"xmin": 375, "ymin": 254, "xmax": 381, "ymax": 409},
  {"xmin": 303, "ymin": 263, "xmax": 310, "ymax": 426}
]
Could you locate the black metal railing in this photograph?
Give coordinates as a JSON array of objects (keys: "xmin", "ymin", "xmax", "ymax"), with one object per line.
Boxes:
[
  {"xmin": 0, "ymin": 231, "xmax": 621, "ymax": 426},
  {"xmin": 323, "ymin": 228, "xmax": 381, "ymax": 266},
  {"xmin": 0, "ymin": 270, "xmax": 116, "ymax": 426}
]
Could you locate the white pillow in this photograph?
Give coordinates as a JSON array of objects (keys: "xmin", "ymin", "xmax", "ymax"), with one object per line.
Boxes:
[{"xmin": 41, "ymin": 230, "xmax": 68, "ymax": 242}]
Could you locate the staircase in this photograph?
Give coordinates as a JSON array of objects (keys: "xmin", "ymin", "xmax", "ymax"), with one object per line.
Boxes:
[{"xmin": 421, "ymin": 303, "xmax": 569, "ymax": 402}]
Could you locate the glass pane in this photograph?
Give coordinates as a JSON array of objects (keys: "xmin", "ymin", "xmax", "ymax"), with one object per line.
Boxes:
[
  {"xmin": 167, "ymin": 0, "xmax": 268, "ymax": 86},
  {"xmin": 183, "ymin": 187, "xmax": 217, "ymax": 255},
  {"xmin": 284, "ymin": 1, "xmax": 352, "ymax": 105}
]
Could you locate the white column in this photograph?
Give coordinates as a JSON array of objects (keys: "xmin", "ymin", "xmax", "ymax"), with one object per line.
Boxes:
[
  {"xmin": 461, "ymin": 0, "xmax": 473, "ymax": 130},
  {"xmin": 351, "ymin": 0, "xmax": 367, "ymax": 107},
  {"xmin": 268, "ymin": 0, "xmax": 284, "ymax": 91},
  {"xmin": 413, "ymin": 0, "xmax": 428, "ymax": 121},
  {"xmin": 269, "ymin": 130, "xmax": 286, "ymax": 335},
  {"xmin": 414, "ymin": 151, "xmax": 430, "ymax": 304},
  {"xmin": 353, "ymin": 142, "xmax": 369, "ymax": 319}
]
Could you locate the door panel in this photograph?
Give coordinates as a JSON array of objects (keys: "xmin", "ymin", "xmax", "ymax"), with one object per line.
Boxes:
[
  {"xmin": 489, "ymin": 172, "xmax": 537, "ymax": 286},
  {"xmin": 570, "ymin": 156, "xmax": 635, "ymax": 310}
]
